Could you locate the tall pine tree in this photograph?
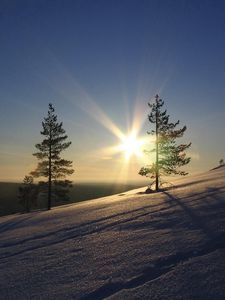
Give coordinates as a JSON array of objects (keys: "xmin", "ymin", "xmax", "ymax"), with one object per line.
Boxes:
[
  {"xmin": 31, "ymin": 104, "xmax": 74, "ymax": 210},
  {"xmin": 139, "ymin": 95, "xmax": 191, "ymax": 191}
]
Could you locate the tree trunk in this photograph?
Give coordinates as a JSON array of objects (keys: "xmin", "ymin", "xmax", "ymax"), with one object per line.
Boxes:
[
  {"xmin": 48, "ymin": 168, "xmax": 51, "ymax": 210},
  {"xmin": 48, "ymin": 132, "xmax": 52, "ymax": 210},
  {"xmin": 155, "ymin": 104, "xmax": 159, "ymax": 191},
  {"xmin": 26, "ymin": 197, "xmax": 30, "ymax": 213}
]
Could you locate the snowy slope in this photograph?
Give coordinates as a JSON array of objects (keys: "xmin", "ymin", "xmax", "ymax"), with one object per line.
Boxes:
[{"xmin": 1, "ymin": 167, "xmax": 225, "ymax": 299}]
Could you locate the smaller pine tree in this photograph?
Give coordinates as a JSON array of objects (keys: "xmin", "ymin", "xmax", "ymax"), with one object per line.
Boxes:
[
  {"xmin": 139, "ymin": 95, "xmax": 191, "ymax": 191},
  {"xmin": 219, "ymin": 159, "xmax": 224, "ymax": 166},
  {"xmin": 18, "ymin": 175, "xmax": 37, "ymax": 213},
  {"xmin": 31, "ymin": 103, "xmax": 74, "ymax": 210}
]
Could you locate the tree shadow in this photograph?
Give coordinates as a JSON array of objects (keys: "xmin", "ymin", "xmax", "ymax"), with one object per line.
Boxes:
[
  {"xmin": 163, "ymin": 187, "xmax": 225, "ymax": 241},
  {"xmin": 0, "ymin": 214, "xmax": 35, "ymax": 235}
]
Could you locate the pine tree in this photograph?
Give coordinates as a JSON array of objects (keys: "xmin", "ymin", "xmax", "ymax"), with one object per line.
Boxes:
[
  {"xmin": 18, "ymin": 175, "xmax": 37, "ymax": 213},
  {"xmin": 219, "ymin": 159, "xmax": 224, "ymax": 166},
  {"xmin": 139, "ymin": 94, "xmax": 191, "ymax": 191},
  {"xmin": 31, "ymin": 104, "xmax": 74, "ymax": 210}
]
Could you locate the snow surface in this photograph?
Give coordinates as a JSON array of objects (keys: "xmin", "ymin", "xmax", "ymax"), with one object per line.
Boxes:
[{"xmin": 1, "ymin": 167, "xmax": 225, "ymax": 299}]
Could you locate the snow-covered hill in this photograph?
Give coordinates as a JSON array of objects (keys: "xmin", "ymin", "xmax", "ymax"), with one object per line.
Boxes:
[{"xmin": 1, "ymin": 167, "xmax": 225, "ymax": 299}]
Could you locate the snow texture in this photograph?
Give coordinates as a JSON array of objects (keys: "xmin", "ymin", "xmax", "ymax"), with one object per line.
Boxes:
[{"xmin": 1, "ymin": 167, "xmax": 225, "ymax": 299}]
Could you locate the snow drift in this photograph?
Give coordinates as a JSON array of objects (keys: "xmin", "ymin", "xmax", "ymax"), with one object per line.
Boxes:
[{"xmin": 1, "ymin": 167, "xmax": 225, "ymax": 299}]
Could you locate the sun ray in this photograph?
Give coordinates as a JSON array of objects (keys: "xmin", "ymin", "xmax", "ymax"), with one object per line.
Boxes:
[
  {"xmin": 118, "ymin": 133, "xmax": 145, "ymax": 160},
  {"xmin": 33, "ymin": 55, "xmax": 155, "ymax": 177}
]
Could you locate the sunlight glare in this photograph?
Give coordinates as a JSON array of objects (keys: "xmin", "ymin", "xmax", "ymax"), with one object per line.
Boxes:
[{"xmin": 118, "ymin": 133, "xmax": 144, "ymax": 160}]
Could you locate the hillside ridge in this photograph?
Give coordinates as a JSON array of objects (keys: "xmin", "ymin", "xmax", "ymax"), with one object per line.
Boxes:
[{"xmin": 1, "ymin": 167, "xmax": 225, "ymax": 299}]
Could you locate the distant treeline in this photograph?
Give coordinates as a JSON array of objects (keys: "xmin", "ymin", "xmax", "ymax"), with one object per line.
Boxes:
[{"xmin": 0, "ymin": 182, "xmax": 146, "ymax": 217}]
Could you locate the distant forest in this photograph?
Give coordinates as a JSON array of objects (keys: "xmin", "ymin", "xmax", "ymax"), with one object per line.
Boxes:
[{"xmin": 0, "ymin": 182, "xmax": 146, "ymax": 217}]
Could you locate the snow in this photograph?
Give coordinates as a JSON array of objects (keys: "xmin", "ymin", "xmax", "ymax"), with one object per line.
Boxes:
[{"xmin": 1, "ymin": 167, "xmax": 225, "ymax": 299}]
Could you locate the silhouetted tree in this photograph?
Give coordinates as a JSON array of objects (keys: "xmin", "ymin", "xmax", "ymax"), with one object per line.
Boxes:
[
  {"xmin": 18, "ymin": 175, "xmax": 36, "ymax": 213},
  {"xmin": 219, "ymin": 159, "xmax": 224, "ymax": 166},
  {"xmin": 139, "ymin": 95, "xmax": 191, "ymax": 191},
  {"xmin": 31, "ymin": 104, "xmax": 74, "ymax": 210}
]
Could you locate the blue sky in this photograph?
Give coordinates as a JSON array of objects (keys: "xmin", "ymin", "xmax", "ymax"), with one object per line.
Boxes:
[{"xmin": 0, "ymin": 0, "xmax": 225, "ymax": 182}]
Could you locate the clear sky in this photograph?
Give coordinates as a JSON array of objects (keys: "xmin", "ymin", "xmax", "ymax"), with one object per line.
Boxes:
[{"xmin": 0, "ymin": 0, "xmax": 225, "ymax": 182}]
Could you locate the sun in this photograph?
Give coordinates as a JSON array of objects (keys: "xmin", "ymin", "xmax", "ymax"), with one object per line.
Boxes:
[{"xmin": 118, "ymin": 133, "xmax": 144, "ymax": 160}]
